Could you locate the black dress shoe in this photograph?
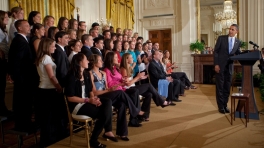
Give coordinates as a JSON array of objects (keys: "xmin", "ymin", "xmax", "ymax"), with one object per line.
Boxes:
[
  {"xmin": 218, "ymin": 109, "xmax": 225, "ymax": 114},
  {"xmin": 90, "ymin": 141, "xmax": 107, "ymax": 148},
  {"xmin": 119, "ymin": 136, "xmax": 129, "ymax": 141},
  {"xmin": 169, "ymin": 102, "xmax": 176, "ymax": 106},
  {"xmin": 103, "ymin": 134, "xmax": 118, "ymax": 142},
  {"xmin": 174, "ymin": 99, "xmax": 182, "ymax": 102},
  {"xmin": 224, "ymin": 107, "xmax": 230, "ymax": 113},
  {"xmin": 128, "ymin": 122, "xmax": 142, "ymax": 127}
]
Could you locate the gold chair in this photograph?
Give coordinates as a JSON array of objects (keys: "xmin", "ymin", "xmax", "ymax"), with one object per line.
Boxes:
[{"xmin": 64, "ymin": 96, "xmax": 93, "ymax": 148}]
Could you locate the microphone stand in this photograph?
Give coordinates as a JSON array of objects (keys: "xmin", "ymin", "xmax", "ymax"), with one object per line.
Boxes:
[{"xmin": 253, "ymin": 45, "xmax": 258, "ymax": 50}]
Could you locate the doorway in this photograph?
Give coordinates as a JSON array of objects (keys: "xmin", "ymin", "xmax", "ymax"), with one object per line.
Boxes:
[{"xmin": 148, "ymin": 29, "xmax": 172, "ymax": 59}]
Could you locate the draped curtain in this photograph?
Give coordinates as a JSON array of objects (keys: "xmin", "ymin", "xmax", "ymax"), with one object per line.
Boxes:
[
  {"xmin": 9, "ymin": 0, "xmax": 45, "ymax": 21},
  {"xmin": 48, "ymin": 0, "xmax": 75, "ymax": 25},
  {"xmin": 9, "ymin": 0, "xmax": 75, "ymax": 25},
  {"xmin": 107, "ymin": 0, "xmax": 134, "ymax": 30}
]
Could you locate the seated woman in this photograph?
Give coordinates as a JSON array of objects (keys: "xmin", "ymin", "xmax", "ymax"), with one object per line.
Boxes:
[
  {"xmin": 89, "ymin": 54, "xmax": 144, "ymax": 141},
  {"xmin": 104, "ymin": 52, "xmax": 144, "ymax": 127},
  {"xmin": 105, "ymin": 52, "xmax": 170, "ymax": 122},
  {"xmin": 163, "ymin": 50, "xmax": 197, "ymax": 89},
  {"xmin": 64, "ymin": 53, "xmax": 111, "ymax": 148}
]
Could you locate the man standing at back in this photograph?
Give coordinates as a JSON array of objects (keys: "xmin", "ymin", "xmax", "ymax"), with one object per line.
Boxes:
[
  {"xmin": 214, "ymin": 24, "xmax": 241, "ymax": 114},
  {"xmin": 8, "ymin": 20, "xmax": 34, "ymax": 131}
]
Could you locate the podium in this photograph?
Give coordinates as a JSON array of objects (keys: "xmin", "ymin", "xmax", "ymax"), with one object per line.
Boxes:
[{"xmin": 230, "ymin": 50, "xmax": 261, "ymax": 120}]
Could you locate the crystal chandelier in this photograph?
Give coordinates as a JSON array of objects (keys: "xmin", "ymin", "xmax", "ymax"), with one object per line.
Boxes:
[{"xmin": 214, "ymin": 0, "xmax": 237, "ymax": 29}]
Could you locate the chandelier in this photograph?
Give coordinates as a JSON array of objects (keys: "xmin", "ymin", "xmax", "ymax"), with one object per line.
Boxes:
[{"xmin": 214, "ymin": 0, "xmax": 237, "ymax": 29}]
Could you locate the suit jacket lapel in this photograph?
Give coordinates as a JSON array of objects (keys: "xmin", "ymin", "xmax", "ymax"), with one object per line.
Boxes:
[{"xmin": 230, "ymin": 38, "xmax": 239, "ymax": 54}]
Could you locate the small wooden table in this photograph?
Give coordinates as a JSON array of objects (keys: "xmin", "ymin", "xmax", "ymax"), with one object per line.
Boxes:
[{"xmin": 231, "ymin": 93, "xmax": 250, "ymax": 127}]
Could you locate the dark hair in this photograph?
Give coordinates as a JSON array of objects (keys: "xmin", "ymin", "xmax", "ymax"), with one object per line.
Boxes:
[
  {"xmin": 103, "ymin": 30, "xmax": 110, "ymax": 36},
  {"xmin": 8, "ymin": 7, "xmax": 23, "ymax": 18},
  {"xmin": 111, "ymin": 32, "xmax": 116, "ymax": 38},
  {"xmin": 152, "ymin": 49, "xmax": 160, "ymax": 59},
  {"xmin": 28, "ymin": 11, "xmax": 40, "ymax": 26},
  {"xmin": 137, "ymin": 36, "xmax": 143, "ymax": 41},
  {"xmin": 135, "ymin": 42, "xmax": 142, "ymax": 50},
  {"xmin": 0, "ymin": 10, "xmax": 7, "ymax": 33},
  {"xmin": 88, "ymin": 54, "xmax": 100, "ymax": 69},
  {"xmin": 55, "ymin": 31, "xmax": 68, "ymax": 42},
  {"xmin": 70, "ymin": 53, "xmax": 86, "ymax": 79},
  {"xmin": 47, "ymin": 26, "xmax": 58, "ymax": 39},
  {"xmin": 122, "ymin": 41, "xmax": 129, "ymax": 51},
  {"xmin": 93, "ymin": 37, "xmax": 104, "ymax": 46},
  {"xmin": 14, "ymin": 20, "xmax": 27, "ymax": 30},
  {"xmin": 104, "ymin": 51, "xmax": 116, "ymax": 75},
  {"xmin": 68, "ymin": 19, "xmax": 78, "ymax": 30},
  {"xmin": 231, "ymin": 24, "xmax": 239, "ymax": 31},
  {"xmin": 113, "ymin": 40, "xmax": 121, "ymax": 52},
  {"xmin": 92, "ymin": 22, "xmax": 99, "ymax": 28},
  {"xmin": 31, "ymin": 23, "xmax": 44, "ymax": 36},
  {"xmin": 78, "ymin": 21, "xmax": 85, "ymax": 27},
  {"xmin": 68, "ymin": 39, "xmax": 80, "ymax": 49},
  {"xmin": 142, "ymin": 42, "xmax": 148, "ymax": 48},
  {"xmin": 57, "ymin": 17, "xmax": 68, "ymax": 31},
  {"xmin": 104, "ymin": 39, "xmax": 113, "ymax": 51},
  {"xmin": 36, "ymin": 38, "xmax": 55, "ymax": 66},
  {"xmin": 66, "ymin": 39, "xmax": 81, "ymax": 56},
  {"xmin": 163, "ymin": 50, "xmax": 169, "ymax": 54},
  {"xmin": 116, "ymin": 33, "xmax": 122, "ymax": 38}
]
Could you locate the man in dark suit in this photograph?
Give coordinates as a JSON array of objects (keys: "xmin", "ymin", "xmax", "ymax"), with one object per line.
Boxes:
[
  {"xmin": 148, "ymin": 50, "xmax": 181, "ymax": 104},
  {"xmin": 53, "ymin": 31, "xmax": 70, "ymax": 87},
  {"xmin": 81, "ymin": 34, "xmax": 94, "ymax": 60},
  {"xmin": 52, "ymin": 31, "xmax": 70, "ymax": 140},
  {"xmin": 8, "ymin": 20, "xmax": 34, "ymax": 131},
  {"xmin": 214, "ymin": 24, "xmax": 241, "ymax": 114},
  {"xmin": 258, "ymin": 48, "xmax": 264, "ymax": 74},
  {"xmin": 91, "ymin": 37, "xmax": 104, "ymax": 60}
]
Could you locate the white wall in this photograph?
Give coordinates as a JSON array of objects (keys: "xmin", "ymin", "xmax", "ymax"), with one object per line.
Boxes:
[
  {"xmin": 133, "ymin": 0, "xmax": 197, "ymax": 81},
  {"xmin": 0, "ymin": 0, "xmax": 9, "ymax": 11},
  {"xmin": 74, "ymin": 0, "xmax": 106, "ymax": 32}
]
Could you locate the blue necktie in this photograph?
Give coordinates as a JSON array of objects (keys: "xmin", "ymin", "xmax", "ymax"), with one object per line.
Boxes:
[{"xmin": 229, "ymin": 38, "xmax": 233, "ymax": 54}]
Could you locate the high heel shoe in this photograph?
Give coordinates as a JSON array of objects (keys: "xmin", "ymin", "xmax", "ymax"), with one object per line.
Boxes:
[
  {"xmin": 119, "ymin": 136, "xmax": 129, "ymax": 141},
  {"xmin": 103, "ymin": 134, "xmax": 118, "ymax": 142}
]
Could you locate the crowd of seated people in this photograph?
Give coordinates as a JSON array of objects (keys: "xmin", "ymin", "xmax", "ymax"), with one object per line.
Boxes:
[{"xmin": 0, "ymin": 7, "xmax": 196, "ymax": 148}]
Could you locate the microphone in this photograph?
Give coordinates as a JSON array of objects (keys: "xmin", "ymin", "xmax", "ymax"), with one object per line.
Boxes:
[{"xmin": 249, "ymin": 41, "xmax": 259, "ymax": 48}]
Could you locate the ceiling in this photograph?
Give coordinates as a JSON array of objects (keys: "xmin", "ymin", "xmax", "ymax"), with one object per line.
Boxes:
[{"xmin": 200, "ymin": 0, "xmax": 237, "ymax": 6}]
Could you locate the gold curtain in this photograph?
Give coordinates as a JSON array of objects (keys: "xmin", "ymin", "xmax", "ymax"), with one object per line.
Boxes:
[
  {"xmin": 9, "ymin": 0, "xmax": 45, "ymax": 21},
  {"xmin": 48, "ymin": 0, "xmax": 75, "ymax": 25},
  {"xmin": 9, "ymin": 0, "xmax": 75, "ymax": 25},
  {"xmin": 106, "ymin": 0, "xmax": 134, "ymax": 30}
]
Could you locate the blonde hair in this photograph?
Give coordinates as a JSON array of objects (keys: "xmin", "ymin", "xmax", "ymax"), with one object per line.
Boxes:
[{"xmin": 120, "ymin": 53, "xmax": 133, "ymax": 77}]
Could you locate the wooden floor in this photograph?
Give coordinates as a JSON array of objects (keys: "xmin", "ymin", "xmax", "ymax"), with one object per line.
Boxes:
[{"xmin": 49, "ymin": 84, "xmax": 264, "ymax": 148}]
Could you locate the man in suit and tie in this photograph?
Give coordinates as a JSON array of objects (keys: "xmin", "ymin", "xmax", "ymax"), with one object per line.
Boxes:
[
  {"xmin": 214, "ymin": 24, "xmax": 241, "ymax": 114},
  {"xmin": 91, "ymin": 37, "xmax": 104, "ymax": 60},
  {"xmin": 148, "ymin": 50, "xmax": 182, "ymax": 104},
  {"xmin": 81, "ymin": 34, "xmax": 94, "ymax": 60},
  {"xmin": 8, "ymin": 20, "xmax": 34, "ymax": 131},
  {"xmin": 52, "ymin": 31, "xmax": 70, "ymax": 140},
  {"xmin": 53, "ymin": 31, "xmax": 70, "ymax": 87}
]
